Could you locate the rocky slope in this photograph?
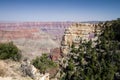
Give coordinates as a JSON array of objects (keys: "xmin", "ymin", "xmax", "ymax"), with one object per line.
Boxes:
[
  {"xmin": 0, "ymin": 59, "xmax": 50, "ymax": 80},
  {"xmin": 0, "ymin": 60, "xmax": 33, "ymax": 80}
]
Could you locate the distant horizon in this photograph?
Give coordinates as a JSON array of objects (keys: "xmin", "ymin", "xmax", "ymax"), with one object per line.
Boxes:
[
  {"xmin": 0, "ymin": 0, "xmax": 120, "ymax": 21},
  {"xmin": 0, "ymin": 19, "xmax": 116, "ymax": 22},
  {"xmin": 0, "ymin": 18, "xmax": 118, "ymax": 23},
  {"xmin": 0, "ymin": 20, "xmax": 105, "ymax": 22}
]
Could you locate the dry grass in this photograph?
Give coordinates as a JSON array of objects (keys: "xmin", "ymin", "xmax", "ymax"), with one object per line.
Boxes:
[{"xmin": 0, "ymin": 60, "xmax": 6, "ymax": 77}]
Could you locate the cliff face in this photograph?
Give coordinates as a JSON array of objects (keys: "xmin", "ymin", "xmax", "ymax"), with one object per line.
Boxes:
[
  {"xmin": 0, "ymin": 22, "xmax": 72, "ymax": 59},
  {"xmin": 61, "ymin": 23, "xmax": 101, "ymax": 55}
]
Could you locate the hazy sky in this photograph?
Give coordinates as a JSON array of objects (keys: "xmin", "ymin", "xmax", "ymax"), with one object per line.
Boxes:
[{"xmin": 0, "ymin": 0, "xmax": 120, "ymax": 21}]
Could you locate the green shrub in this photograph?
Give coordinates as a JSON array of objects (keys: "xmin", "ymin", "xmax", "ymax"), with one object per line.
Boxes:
[
  {"xmin": 0, "ymin": 42, "xmax": 22, "ymax": 61},
  {"xmin": 32, "ymin": 54, "xmax": 57, "ymax": 74}
]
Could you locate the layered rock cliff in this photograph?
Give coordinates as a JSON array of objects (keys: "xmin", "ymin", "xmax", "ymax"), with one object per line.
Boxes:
[{"xmin": 61, "ymin": 23, "xmax": 101, "ymax": 55}]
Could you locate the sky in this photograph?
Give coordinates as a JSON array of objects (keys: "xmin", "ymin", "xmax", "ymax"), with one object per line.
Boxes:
[{"xmin": 0, "ymin": 0, "xmax": 120, "ymax": 22}]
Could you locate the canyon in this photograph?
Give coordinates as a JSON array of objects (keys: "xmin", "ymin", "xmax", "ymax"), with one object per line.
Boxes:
[
  {"xmin": 0, "ymin": 22, "xmax": 101, "ymax": 80},
  {"xmin": 0, "ymin": 22, "xmax": 100, "ymax": 59},
  {"xmin": 0, "ymin": 22, "xmax": 72, "ymax": 59}
]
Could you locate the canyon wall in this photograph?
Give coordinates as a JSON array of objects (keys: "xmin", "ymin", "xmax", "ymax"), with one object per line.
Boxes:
[{"xmin": 61, "ymin": 23, "xmax": 101, "ymax": 55}]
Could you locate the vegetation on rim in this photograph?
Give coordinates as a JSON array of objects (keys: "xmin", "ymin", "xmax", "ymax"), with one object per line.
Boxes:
[
  {"xmin": 0, "ymin": 42, "xmax": 22, "ymax": 61},
  {"xmin": 60, "ymin": 18, "xmax": 120, "ymax": 80}
]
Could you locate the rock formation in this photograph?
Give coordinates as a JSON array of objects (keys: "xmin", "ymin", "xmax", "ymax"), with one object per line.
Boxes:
[
  {"xmin": 61, "ymin": 23, "xmax": 101, "ymax": 55},
  {"xmin": 21, "ymin": 59, "xmax": 49, "ymax": 80}
]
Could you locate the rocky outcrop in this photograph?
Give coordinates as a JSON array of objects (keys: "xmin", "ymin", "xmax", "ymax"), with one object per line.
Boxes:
[
  {"xmin": 61, "ymin": 23, "xmax": 101, "ymax": 55},
  {"xmin": 0, "ymin": 59, "xmax": 50, "ymax": 80},
  {"xmin": 21, "ymin": 59, "xmax": 49, "ymax": 80},
  {"xmin": 50, "ymin": 48, "xmax": 62, "ymax": 61}
]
